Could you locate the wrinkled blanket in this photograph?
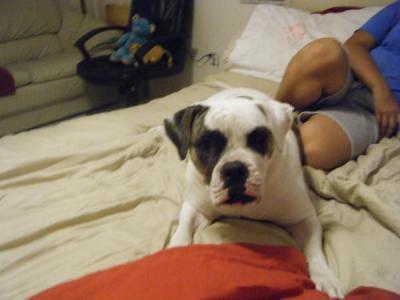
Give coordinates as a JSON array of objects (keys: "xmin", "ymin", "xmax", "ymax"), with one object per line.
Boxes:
[{"xmin": 0, "ymin": 72, "xmax": 399, "ymax": 299}]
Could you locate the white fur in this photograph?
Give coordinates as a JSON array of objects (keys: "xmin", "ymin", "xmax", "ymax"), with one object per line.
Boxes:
[{"xmin": 168, "ymin": 88, "xmax": 344, "ymax": 298}]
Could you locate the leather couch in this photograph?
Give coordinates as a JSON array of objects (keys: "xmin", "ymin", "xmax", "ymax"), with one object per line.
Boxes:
[{"xmin": 0, "ymin": 0, "xmax": 120, "ymax": 136}]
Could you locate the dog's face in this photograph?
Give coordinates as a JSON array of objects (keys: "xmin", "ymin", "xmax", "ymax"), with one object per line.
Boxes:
[{"xmin": 164, "ymin": 89, "xmax": 293, "ymax": 207}]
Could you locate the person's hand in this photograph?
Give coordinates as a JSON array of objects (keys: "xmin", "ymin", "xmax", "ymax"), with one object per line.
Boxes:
[{"xmin": 372, "ymin": 88, "xmax": 400, "ymax": 138}]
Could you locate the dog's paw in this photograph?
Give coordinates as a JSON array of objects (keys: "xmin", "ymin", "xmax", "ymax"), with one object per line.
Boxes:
[
  {"xmin": 167, "ymin": 231, "xmax": 193, "ymax": 248},
  {"xmin": 310, "ymin": 266, "xmax": 345, "ymax": 299}
]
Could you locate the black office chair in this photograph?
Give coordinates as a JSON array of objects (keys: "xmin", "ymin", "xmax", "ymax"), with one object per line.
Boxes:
[{"xmin": 75, "ymin": 0, "xmax": 193, "ymax": 105}]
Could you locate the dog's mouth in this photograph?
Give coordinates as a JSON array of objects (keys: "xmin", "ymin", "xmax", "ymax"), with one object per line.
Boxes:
[{"xmin": 225, "ymin": 193, "xmax": 256, "ymax": 205}]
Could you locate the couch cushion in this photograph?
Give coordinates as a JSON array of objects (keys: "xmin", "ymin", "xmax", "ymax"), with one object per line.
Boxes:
[
  {"xmin": 0, "ymin": 35, "xmax": 62, "ymax": 66},
  {"xmin": 3, "ymin": 65, "xmax": 31, "ymax": 88},
  {"xmin": 0, "ymin": 0, "xmax": 62, "ymax": 43},
  {"xmin": 0, "ymin": 77, "xmax": 85, "ymax": 119},
  {"xmin": 5, "ymin": 51, "xmax": 82, "ymax": 86},
  {"xmin": 57, "ymin": 7, "xmax": 120, "ymax": 52}
]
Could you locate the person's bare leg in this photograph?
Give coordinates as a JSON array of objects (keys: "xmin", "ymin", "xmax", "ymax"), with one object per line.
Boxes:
[
  {"xmin": 275, "ymin": 38, "xmax": 349, "ymax": 109},
  {"xmin": 275, "ymin": 38, "xmax": 352, "ymax": 170},
  {"xmin": 299, "ymin": 115, "xmax": 352, "ymax": 171}
]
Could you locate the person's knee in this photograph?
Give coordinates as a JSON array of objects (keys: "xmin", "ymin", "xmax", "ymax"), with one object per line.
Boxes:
[
  {"xmin": 302, "ymin": 141, "xmax": 334, "ymax": 171},
  {"xmin": 276, "ymin": 38, "xmax": 347, "ymax": 106},
  {"xmin": 299, "ymin": 115, "xmax": 352, "ymax": 171},
  {"xmin": 299, "ymin": 38, "xmax": 346, "ymax": 75}
]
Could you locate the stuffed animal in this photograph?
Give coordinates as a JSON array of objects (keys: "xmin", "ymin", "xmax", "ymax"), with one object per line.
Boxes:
[
  {"xmin": 110, "ymin": 14, "xmax": 155, "ymax": 65},
  {"xmin": 130, "ymin": 44, "xmax": 173, "ymax": 68}
]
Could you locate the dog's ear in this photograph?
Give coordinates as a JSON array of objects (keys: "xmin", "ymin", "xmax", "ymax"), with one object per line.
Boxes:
[
  {"xmin": 257, "ymin": 99, "xmax": 294, "ymax": 152},
  {"xmin": 164, "ymin": 105, "xmax": 209, "ymax": 160}
]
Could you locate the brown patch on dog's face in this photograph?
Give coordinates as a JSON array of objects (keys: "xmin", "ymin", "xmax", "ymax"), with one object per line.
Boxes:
[
  {"xmin": 190, "ymin": 128, "xmax": 227, "ymax": 184},
  {"xmin": 164, "ymin": 104, "xmax": 227, "ymax": 184},
  {"xmin": 164, "ymin": 105, "xmax": 209, "ymax": 160}
]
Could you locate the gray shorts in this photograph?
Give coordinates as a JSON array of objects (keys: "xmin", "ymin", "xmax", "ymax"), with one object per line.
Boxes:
[{"xmin": 297, "ymin": 73, "xmax": 379, "ymax": 159}]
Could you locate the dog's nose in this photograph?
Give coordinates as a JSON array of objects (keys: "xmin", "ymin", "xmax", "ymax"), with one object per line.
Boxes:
[{"xmin": 221, "ymin": 161, "xmax": 249, "ymax": 188}]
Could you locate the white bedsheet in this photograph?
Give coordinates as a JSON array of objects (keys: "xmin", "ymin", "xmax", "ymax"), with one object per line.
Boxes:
[{"xmin": 227, "ymin": 5, "xmax": 381, "ymax": 81}]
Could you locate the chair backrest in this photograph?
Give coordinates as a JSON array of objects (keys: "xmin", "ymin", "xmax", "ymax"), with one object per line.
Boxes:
[{"xmin": 128, "ymin": 0, "xmax": 192, "ymax": 36}]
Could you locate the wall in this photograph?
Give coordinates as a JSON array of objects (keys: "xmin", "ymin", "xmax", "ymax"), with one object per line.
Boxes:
[{"xmin": 190, "ymin": 0, "xmax": 255, "ymax": 83}]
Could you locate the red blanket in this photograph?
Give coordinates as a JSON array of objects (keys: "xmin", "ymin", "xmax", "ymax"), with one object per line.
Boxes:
[
  {"xmin": 0, "ymin": 67, "xmax": 15, "ymax": 96},
  {"xmin": 31, "ymin": 243, "xmax": 400, "ymax": 300}
]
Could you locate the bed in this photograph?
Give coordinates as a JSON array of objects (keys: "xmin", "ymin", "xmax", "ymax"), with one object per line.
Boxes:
[{"xmin": 1, "ymin": 1, "xmax": 399, "ymax": 299}]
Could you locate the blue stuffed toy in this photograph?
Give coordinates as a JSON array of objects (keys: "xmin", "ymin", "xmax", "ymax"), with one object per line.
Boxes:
[{"xmin": 110, "ymin": 14, "xmax": 155, "ymax": 65}]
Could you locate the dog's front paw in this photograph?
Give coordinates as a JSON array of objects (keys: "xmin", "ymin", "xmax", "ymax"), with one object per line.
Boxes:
[
  {"xmin": 309, "ymin": 264, "xmax": 345, "ymax": 299},
  {"xmin": 168, "ymin": 230, "xmax": 193, "ymax": 248}
]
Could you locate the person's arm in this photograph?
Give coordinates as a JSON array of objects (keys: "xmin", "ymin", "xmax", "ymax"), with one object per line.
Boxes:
[{"xmin": 345, "ymin": 31, "xmax": 400, "ymax": 138}]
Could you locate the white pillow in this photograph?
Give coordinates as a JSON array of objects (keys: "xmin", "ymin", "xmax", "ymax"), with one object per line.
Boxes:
[{"xmin": 226, "ymin": 5, "xmax": 382, "ymax": 82}]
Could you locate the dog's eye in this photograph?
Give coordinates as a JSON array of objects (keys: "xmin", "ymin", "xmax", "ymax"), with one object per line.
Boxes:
[
  {"xmin": 247, "ymin": 127, "xmax": 271, "ymax": 155},
  {"xmin": 194, "ymin": 130, "xmax": 226, "ymax": 154}
]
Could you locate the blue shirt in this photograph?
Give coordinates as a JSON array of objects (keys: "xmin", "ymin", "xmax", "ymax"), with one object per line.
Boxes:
[{"xmin": 360, "ymin": 1, "xmax": 400, "ymax": 103}]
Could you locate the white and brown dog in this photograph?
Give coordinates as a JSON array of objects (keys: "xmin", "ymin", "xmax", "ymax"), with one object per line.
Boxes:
[{"xmin": 164, "ymin": 88, "xmax": 344, "ymax": 298}]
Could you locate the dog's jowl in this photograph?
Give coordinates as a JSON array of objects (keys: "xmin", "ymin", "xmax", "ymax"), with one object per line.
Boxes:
[{"xmin": 164, "ymin": 88, "xmax": 345, "ymax": 298}]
